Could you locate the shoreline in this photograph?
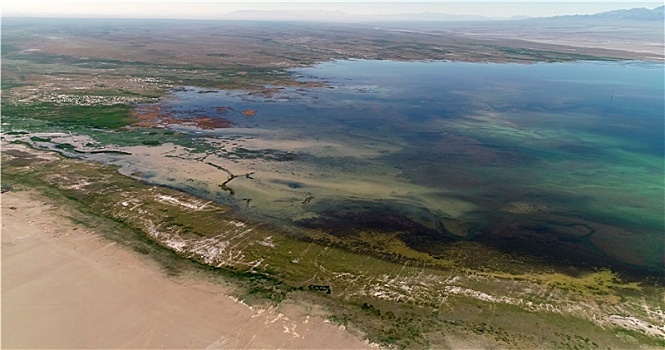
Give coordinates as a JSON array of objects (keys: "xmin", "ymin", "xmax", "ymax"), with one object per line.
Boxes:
[{"xmin": 1, "ymin": 190, "xmax": 374, "ymax": 349}]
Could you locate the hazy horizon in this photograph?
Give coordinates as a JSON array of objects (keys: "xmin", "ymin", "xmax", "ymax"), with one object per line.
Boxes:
[{"xmin": 3, "ymin": 1, "xmax": 663, "ymax": 21}]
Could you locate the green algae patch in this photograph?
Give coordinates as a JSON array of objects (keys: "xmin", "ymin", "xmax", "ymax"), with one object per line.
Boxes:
[
  {"xmin": 29, "ymin": 136, "xmax": 52, "ymax": 142},
  {"xmin": 345, "ymin": 231, "xmax": 455, "ymax": 268},
  {"xmin": 536, "ymin": 270, "xmax": 642, "ymax": 295},
  {"xmin": 55, "ymin": 143, "xmax": 75, "ymax": 150},
  {"xmin": 476, "ymin": 269, "xmax": 642, "ymax": 296},
  {"xmin": 141, "ymin": 140, "xmax": 161, "ymax": 146}
]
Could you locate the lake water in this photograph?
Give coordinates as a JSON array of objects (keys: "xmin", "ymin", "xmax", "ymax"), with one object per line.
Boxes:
[{"xmin": 151, "ymin": 60, "xmax": 665, "ymax": 277}]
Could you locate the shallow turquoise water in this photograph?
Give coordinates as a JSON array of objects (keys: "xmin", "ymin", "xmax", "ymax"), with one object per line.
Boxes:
[{"xmin": 165, "ymin": 60, "xmax": 664, "ymax": 277}]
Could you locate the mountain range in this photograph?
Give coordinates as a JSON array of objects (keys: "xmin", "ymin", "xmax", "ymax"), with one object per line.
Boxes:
[
  {"xmin": 552, "ymin": 5, "xmax": 664, "ymax": 21},
  {"xmin": 223, "ymin": 6, "xmax": 664, "ymax": 22}
]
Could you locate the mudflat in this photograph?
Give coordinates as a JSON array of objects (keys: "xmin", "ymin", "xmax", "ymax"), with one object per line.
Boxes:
[{"xmin": 1, "ymin": 190, "xmax": 372, "ymax": 349}]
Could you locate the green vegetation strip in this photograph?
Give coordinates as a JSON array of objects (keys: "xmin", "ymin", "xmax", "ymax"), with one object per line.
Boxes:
[{"xmin": 2, "ymin": 103, "xmax": 136, "ymax": 129}]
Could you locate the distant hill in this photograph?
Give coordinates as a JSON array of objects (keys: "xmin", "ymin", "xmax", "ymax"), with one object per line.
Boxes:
[{"xmin": 552, "ymin": 5, "xmax": 664, "ymax": 21}]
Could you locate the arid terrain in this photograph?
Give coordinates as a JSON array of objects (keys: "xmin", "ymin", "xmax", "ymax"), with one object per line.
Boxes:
[{"xmin": 2, "ymin": 16, "xmax": 664, "ymax": 349}]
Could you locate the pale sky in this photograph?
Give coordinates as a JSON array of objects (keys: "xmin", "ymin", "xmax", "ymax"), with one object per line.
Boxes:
[{"xmin": 2, "ymin": 1, "xmax": 662, "ymax": 19}]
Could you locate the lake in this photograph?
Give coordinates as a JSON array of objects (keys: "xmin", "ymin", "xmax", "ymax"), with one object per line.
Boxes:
[{"xmin": 135, "ymin": 59, "xmax": 665, "ymax": 277}]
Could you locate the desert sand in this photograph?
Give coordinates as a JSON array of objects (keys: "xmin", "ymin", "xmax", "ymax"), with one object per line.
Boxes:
[{"xmin": 1, "ymin": 190, "xmax": 373, "ymax": 349}]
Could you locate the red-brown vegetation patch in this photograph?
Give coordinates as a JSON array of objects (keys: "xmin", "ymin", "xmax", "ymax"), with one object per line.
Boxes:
[
  {"xmin": 131, "ymin": 104, "xmax": 233, "ymax": 129},
  {"xmin": 215, "ymin": 106, "xmax": 237, "ymax": 113},
  {"xmin": 193, "ymin": 117, "xmax": 233, "ymax": 129}
]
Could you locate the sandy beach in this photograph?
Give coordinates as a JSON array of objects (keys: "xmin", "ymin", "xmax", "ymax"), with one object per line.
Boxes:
[{"xmin": 1, "ymin": 190, "xmax": 373, "ymax": 349}]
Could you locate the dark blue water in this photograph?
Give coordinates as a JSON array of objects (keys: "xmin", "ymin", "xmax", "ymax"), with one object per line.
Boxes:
[{"xmin": 162, "ymin": 60, "xmax": 665, "ymax": 277}]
